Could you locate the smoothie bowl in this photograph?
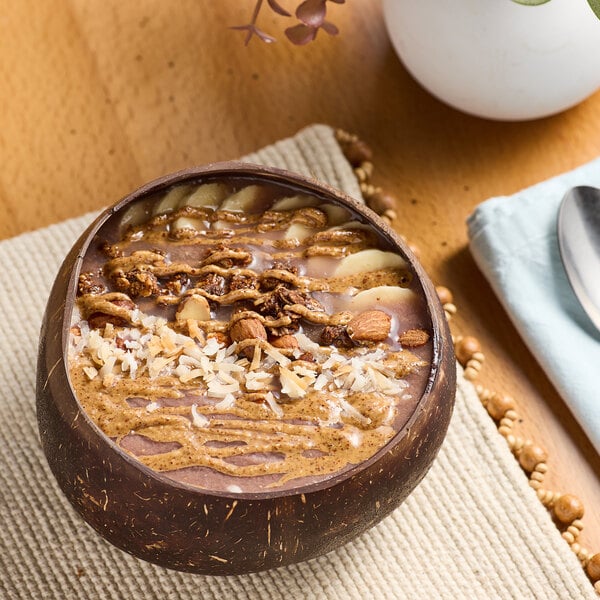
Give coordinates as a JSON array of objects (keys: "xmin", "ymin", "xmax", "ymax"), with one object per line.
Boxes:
[{"xmin": 36, "ymin": 163, "xmax": 456, "ymax": 574}]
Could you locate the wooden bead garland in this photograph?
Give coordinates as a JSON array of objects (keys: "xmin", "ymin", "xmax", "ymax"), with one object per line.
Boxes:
[{"xmin": 335, "ymin": 128, "xmax": 600, "ymax": 594}]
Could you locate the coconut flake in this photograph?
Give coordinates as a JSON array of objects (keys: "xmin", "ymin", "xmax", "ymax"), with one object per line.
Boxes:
[
  {"xmin": 264, "ymin": 392, "xmax": 284, "ymax": 418},
  {"xmin": 191, "ymin": 404, "xmax": 209, "ymax": 427},
  {"xmin": 214, "ymin": 393, "xmax": 236, "ymax": 411},
  {"xmin": 279, "ymin": 366, "xmax": 307, "ymax": 399}
]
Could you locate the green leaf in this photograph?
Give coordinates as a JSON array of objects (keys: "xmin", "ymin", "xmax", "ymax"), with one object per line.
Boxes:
[
  {"xmin": 510, "ymin": 0, "xmax": 551, "ymax": 5},
  {"xmin": 587, "ymin": 0, "xmax": 600, "ymax": 18}
]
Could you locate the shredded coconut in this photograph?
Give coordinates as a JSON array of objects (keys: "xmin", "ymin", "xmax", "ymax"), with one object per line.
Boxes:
[{"xmin": 71, "ymin": 311, "xmax": 413, "ymax": 417}]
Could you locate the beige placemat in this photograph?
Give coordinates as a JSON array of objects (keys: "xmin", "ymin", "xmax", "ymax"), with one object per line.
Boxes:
[{"xmin": 0, "ymin": 124, "xmax": 594, "ymax": 599}]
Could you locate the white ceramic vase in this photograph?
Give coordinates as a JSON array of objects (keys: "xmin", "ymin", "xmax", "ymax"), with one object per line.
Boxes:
[{"xmin": 382, "ymin": 0, "xmax": 600, "ymax": 121}]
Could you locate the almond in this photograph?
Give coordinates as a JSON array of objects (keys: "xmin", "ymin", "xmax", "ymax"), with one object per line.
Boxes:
[
  {"xmin": 399, "ymin": 329, "xmax": 430, "ymax": 347},
  {"xmin": 270, "ymin": 334, "xmax": 299, "ymax": 350},
  {"xmin": 176, "ymin": 295, "xmax": 211, "ymax": 322},
  {"xmin": 229, "ymin": 317, "xmax": 267, "ymax": 343},
  {"xmin": 347, "ymin": 310, "xmax": 391, "ymax": 343}
]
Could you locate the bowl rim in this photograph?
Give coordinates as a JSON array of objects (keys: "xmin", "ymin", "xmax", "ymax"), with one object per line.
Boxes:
[{"xmin": 59, "ymin": 160, "xmax": 451, "ymax": 500}]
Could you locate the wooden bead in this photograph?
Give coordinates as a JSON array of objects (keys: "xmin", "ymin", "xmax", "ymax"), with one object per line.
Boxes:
[
  {"xmin": 443, "ymin": 303, "xmax": 457, "ymax": 318},
  {"xmin": 471, "ymin": 351, "xmax": 486, "ymax": 363},
  {"xmin": 577, "ymin": 547, "xmax": 589, "ymax": 563},
  {"xmin": 518, "ymin": 443, "xmax": 548, "ymax": 472},
  {"xmin": 572, "ymin": 519, "xmax": 584, "ymax": 531},
  {"xmin": 554, "ymin": 494, "xmax": 584, "ymax": 524},
  {"xmin": 455, "ymin": 336, "xmax": 482, "ymax": 365},
  {"xmin": 467, "ymin": 359, "xmax": 483, "ymax": 372},
  {"xmin": 366, "ymin": 189, "xmax": 396, "ymax": 215},
  {"xmin": 361, "ymin": 161, "xmax": 374, "ymax": 178},
  {"xmin": 354, "ymin": 166, "xmax": 369, "ymax": 182},
  {"xmin": 529, "ymin": 471, "xmax": 544, "ymax": 483},
  {"xmin": 436, "ymin": 286, "xmax": 454, "ymax": 305},
  {"xmin": 528, "ymin": 479, "xmax": 542, "ymax": 490},
  {"xmin": 464, "ymin": 366, "xmax": 479, "ymax": 380},
  {"xmin": 486, "ymin": 393, "xmax": 516, "ymax": 421},
  {"xmin": 360, "ymin": 182, "xmax": 376, "ymax": 197},
  {"xmin": 511, "ymin": 436, "xmax": 525, "ymax": 453},
  {"xmin": 571, "ymin": 543, "xmax": 581, "ymax": 555},
  {"xmin": 344, "ymin": 139, "xmax": 373, "ymax": 166},
  {"xmin": 567, "ymin": 525, "xmax": 581, "ymax": 538},
  {"xmin": 500, "ymin": 430, "xmax": 514, "ymax": 443},
  {"xmin": 594, "ymin": 581, "xmax": 600, "ymax": 594},
  {"xmin": 587, "ymin": 553, "xmax": 600, "ymax": 582},
  {"xmin": 562, "ymin": 531, "xmax": 575, "ymax": 544},
  {"xmin": 537, "ymin": 488, "xmax": 558, "ymax": 506}
]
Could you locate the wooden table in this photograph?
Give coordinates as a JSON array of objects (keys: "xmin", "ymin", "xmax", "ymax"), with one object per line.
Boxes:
[{"xmin": 1, "ymin": 1, "xmax": 598, "ymax": 559}]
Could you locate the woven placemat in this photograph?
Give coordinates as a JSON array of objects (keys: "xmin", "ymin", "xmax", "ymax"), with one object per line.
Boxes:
[{"xmin": 0, "ymin": 124, "xmax": 594, "ymax": 599}]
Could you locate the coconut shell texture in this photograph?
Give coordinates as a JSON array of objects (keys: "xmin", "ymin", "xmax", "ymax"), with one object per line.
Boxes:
[{"xmin": 36, "ymin": 163, "xmax": 456, "ymax": 575}]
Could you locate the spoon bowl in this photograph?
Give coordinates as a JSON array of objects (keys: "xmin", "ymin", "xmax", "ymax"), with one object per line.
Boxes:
[{"xmin": 557, "ymin": 185, "xmax": 600, "ymax": 331}]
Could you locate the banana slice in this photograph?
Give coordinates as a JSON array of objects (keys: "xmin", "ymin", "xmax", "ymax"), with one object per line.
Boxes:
[
  {"xmin": 120, "ymin": 201, "xmax": 151, "ymax": 229},
  {"xmin": 321, "ymin": 203, "xmax": 350, "ymax": 226},
  {"xmin": 349, "ymin": 286, "xmax": 416, "ymax": 311},
  {"xmin": 328, "ymin": 220, "xmax": 373, "ymax": 234},
  {"xmin": 152, "ymin": 185, "xmax": 194, "ymax": 216},
  {"xmin": 284, "ymin": 223, "xmax": 318, "ymax": 241},
  {"xmin": 220, "ymin": 185, "xmax": 268, "ymax": 212},
  {"xmin": 171, "ymin": 216, "xmax": 205, "ymax": 235},
  {"xmin": 181, "ymin": 183, "xmax": 229, "ymax": 209},
  {"xmin": 334, "ymin": 249, "xmax": 407, "ymax": 277},
  {"xmin": 271, "ymin": 195, "xmax": 319, "ymax": 211}
]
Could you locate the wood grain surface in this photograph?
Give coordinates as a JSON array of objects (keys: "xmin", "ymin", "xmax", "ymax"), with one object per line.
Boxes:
[{"xmin": 1, "ymin": 0, "xmax": 598, "ymax": 563}]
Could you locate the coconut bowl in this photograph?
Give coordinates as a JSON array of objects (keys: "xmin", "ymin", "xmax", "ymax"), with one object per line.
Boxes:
[{"xmin": 36, "ymin": 162, "xmax": 456, "ymax": 575}]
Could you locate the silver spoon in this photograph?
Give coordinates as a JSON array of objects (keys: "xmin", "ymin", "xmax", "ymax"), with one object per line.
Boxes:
[{"xmin": 557, "ymin": 185, "xmax": 600, "ymax": 331}]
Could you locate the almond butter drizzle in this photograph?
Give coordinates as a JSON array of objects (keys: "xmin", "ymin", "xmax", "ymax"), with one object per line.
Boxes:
[{"xmin": 69, "ymin": 366, "xmax": 402, "ymax": 485}]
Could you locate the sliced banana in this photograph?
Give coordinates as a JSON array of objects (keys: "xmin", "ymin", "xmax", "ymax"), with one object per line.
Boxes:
[
  {"xmin": 181, "ymin": 183, "xmax": 229, "ymax": 209},
  {"xmin": 334, "ymin": 249, "xmax": 407, "ymax": 277},
  {"xmin": 330, "ymin": 220, "xmax": 372, "ymax": 232},
  {"xmin": 152, "ymin": 185, "xmax": 194, "ymax": 216},
  {"xmin": 349, "ymin": 286, "xmax": 416, "ymax": 311},
  {"xmin": 220, "ymin": 185, "xmax": 268, "ymax": 212},
  {"xmin": 271, "ymin": 195, "xmax": 319, "ymax": 211},
  {"xmin": 171, "ymin": 216, "xmax": 205, "ymax": 235},
  {"xmin": 284, "ymin": 223, "xmax": 318, "ymax": 241},
  {"xmin": 321, "ymin": 203, "xmax": 350, "ymax": 226},
  {"xmin": 176, "ymin": 295, "xmax": 211, "ymax": 322},
  {"xmin": 120, "ymin": 201, "xmax": 151, "ymax": 229}
]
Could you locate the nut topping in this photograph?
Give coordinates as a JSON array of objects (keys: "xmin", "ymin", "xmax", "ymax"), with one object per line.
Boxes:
[
  {"xmin": 270, "ymin": 335, "xmax": 299, "ymax": 350},
  {"xmin": 176, "ymin": 295, "xmax": 211, "ymax": 323},
  {"xmin": 229, "ymin": 317, "xmax": 268, "ymax": 344},
  {"xmin": 399, "ymin": 329, "xmax": 430, "ymax": 347},
  {"xmin": 347, "ymin": 310, "xmax": 391, "ymax": 343},
  {"xmin": 320, "ymin": 325, "xmax": 353, "ymax": 348}
]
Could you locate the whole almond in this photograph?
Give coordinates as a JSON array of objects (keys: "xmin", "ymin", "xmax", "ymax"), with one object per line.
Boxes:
[
  {"xmin": 270, "ymin": 334, "xmax": 299, "ymax": 350},
  {"xmin": 399, "ymin": 329, "xmax": 430, "ymax": 347},
  {"xmin": 347, "ymin": 310, "xmax": 391, "ymax": 343},
  {"xmin": 230, "ymin": 317, "xmax": 267, "ymax": 343}
]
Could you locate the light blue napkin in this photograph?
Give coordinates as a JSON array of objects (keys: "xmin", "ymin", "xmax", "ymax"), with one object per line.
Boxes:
[{"xmin": 467, "ymin": 158, "xmax": 600, "ymax": 455}]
